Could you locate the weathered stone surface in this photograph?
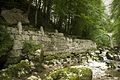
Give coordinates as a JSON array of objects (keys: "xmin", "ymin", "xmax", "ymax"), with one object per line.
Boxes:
[
  {"xmin": 27, "ymin": 75, "xmax": 41, "ymax": 80},
  {"xmin": 10, "ymin": 50, "xmax": 22, "ymax": 57},
  {"xmin": 17, "ymin": 21, "xmax": 22, "ymax": 34},
  {"xmin": 10, "ymin": 27, "xmax": 18, "ymax": 34},
  {"xmin": 15, "ymin": 35, "xmax": 22, "ymax": 40},
  {"xmin": 28, "ymin": 30, "xmax": 35, "ymax": 35},
  {"xmin": 40, "ymin": 26, "xmax": 44, "ymax": 35},
  {"xmin": 23, "ymin": 31, "xmax": 29, "ymax": 35},
  {"xmin": 22, "ymin": 35, "xmax": 30, "ymax": 40},
  {"xmin": 55, "ymin": 29, "xmax": 58, "ymax": 33},
  {"xmin": 8, "ymin": 26, "xmax": 96, "ymax": 56},
  {"xmin": 13, "ymin": 40, "xmax": 23, "ymax": 49},
  {"xmin": 58, "ymin": 33, "xmax": 64, "ymax": 36},
  {"xmin": 32, "ymin": 35, "xmax": 38, "ymax": 41},
  {"xmin": 1, "ymin": 8, "xmax": 29, "ymax": 24}
]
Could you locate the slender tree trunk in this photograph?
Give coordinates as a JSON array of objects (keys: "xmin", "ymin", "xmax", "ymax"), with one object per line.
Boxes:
[
  {"xmin": 35, "ymin": 8, "xmax": 38, "ymax": 26},
  {"xmin": 35, "ymin": 0, "xmax": 41, "ymax": 26},
  {"xmin": 27, "ymin": 0, "xmax": 33, "ymax": 16},
  {"xmin": 109, "ymin": 36, "xmax": 113, "ymax": 48},
  {"xmin": 67, "ymin": 14, "xmax": 71, "ymax": 34},
  {"xmin": 46, "ymin": 0, "xmax": 52, "ymax": 21},
  {"xmin": 107, "ymin": 33, "xmax": 114, "ymax": 48}
]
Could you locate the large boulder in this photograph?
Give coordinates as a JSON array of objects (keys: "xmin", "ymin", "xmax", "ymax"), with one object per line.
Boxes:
[{"xmin": 1, "ymin": 8, "xmax": 29, "ymax": 25}]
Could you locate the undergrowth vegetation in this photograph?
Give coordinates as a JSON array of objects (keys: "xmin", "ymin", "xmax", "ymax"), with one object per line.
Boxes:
[
  {"xmin": 0, "ymin": 60, "xmax": 33, "ymax": 80},
  {"xmin": 0, "ymin": 25, "xmax": 13, "ymax": 57},
  {"xmin": 22, "ymin": 40, "xmax": 42, "ymax": 55},
  {"xmin": 46, "ymin": 67, "xmax": 92, "ymax": 80}
]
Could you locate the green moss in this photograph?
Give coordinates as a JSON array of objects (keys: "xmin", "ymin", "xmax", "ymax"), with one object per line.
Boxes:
[
  {"xmin": 77, "ymin": 68, "xmax": 93, "ymax": 80},
  {"xmin": 46, "ymin": 67, "xmax": 92, "ymax": 80},
  {"xmin": 44, "ymin": 52, "xmax": 73, "ymax": 61}
]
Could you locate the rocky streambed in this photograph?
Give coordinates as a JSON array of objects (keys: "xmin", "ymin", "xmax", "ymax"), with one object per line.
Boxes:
[
  {"xmin": 41, "ymin": 47, "xmax": 120, "ymax": 80},
  {"xmin": 0, "ymin": 46, "xmax": 120, "ymax": 80},
  {"xmin": 72, "ymin": 60, "xmax": 120, "ymax": 80}
]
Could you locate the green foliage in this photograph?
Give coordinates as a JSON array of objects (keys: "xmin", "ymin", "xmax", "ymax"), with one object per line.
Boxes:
[
  {"xmin": 114, "ymin": 25, "xmax": 120, "ymax": 45},
  {"xmin": 0, "ymin": 0, "xmax": 111, "ymax": 45},
  {"xmin": 46, "ymin": 67, "xmax": 92, "ymax": 80},
  {"xmin": 0, "ymin": 25, "xmax": 13, "ymax": 57},
  {"xmin": 111, "ymin": 0, "xmax": 120, "ymax": 45},
  {"xmin": 1, "ymin": 0, "xmax": 107, "ymax": 40},
  {"xmin": 44, "ymin": 52, "xmax": 73, "ymax": 61},
  {"xmin": 22, "ymin": 40, "xmax": 42, "ymax": 55},
  {"xmin": 111, "ymin": 0, "xmax": 120, "ymax": 20},
  {"xmin": 91, "ymin": 28, "xmax": 110, "ymax": 46},
  {"xmin": 53, "ymin": 0, "xmax": 105, "ymax": 38},
  {"xmin": 0, "ymin": 59, "xmax": 32, "ymax": 80},
  {"xmin": 22, "ymin": 40, "xmax": 43, "ymax": 71}
]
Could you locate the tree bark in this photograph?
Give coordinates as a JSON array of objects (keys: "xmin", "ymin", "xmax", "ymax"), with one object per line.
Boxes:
[
  {"xmin": 35, "ymin": 0, "xmax": 41, "ymax": 26},
  {"xmin": 35, "ymin": 8, "xmax": 38, "ymax": 26},
  {"xmin": 27, "ymin": 0, "xmax": 33, "ymax": 16}
]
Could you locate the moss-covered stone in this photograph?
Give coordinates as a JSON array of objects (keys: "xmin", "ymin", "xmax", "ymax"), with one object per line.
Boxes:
[
  {"xmin": 0, "ymin": 59, "xmax": 33, "ymax": 80},
  {"xmin": 46, "ymin": 67, "xmax": 92, "ymax": 80},
  {"xmin": 44, "ymin": 52, "xmax": 77, "ymax": 61}
]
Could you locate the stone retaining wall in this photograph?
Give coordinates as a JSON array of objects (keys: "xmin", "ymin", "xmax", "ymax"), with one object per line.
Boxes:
[{"xmin": 7, "ymin": 26, "xmax": 97, "ymax": 57}]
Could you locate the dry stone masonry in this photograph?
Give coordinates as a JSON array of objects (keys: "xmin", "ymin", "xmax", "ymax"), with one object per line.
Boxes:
[{"xmin": 7, "ymin": 26, "xmax": 97, "ymax": 57}]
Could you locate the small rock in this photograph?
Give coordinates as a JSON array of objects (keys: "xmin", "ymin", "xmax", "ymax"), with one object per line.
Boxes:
[
  {"xmin": 95, "ymin": 50, "xmax": 100, "ymax": 54},
  {"xmin": 27, "ymin": 75, "xmax": 41, "ymax": 80}
]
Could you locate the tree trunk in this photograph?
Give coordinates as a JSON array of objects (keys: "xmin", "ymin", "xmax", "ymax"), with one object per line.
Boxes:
[
  {"xmin": 35, "ymin": 8, "xmax": 38, "ymax": 26},
  {"xmin": 27, "ymin": 0, "xmax": 33, "ymax": 16},
  {"xmin": 35, "ymin": 0, "xmax": 40, "ymax": 26}
]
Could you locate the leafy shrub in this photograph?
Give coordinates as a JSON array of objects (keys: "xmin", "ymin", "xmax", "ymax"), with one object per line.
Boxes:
[
  {"xmin": 114, "ymin": 25, "xmax": 120, "ymax": 46},
  {"xmin": 91, "ymin": 28, "xmax": 110, "ymax": 46},
  {"xmin": 46, "ymin": 67, "xmax": 92, "ymax": 80},
  {"xmin": 22, "ymin": 40, "xmax": 43, "ymax": 62},
  {"xmin": 22, "ymin": 40, "xmax": 42, "ymax": 55},
  {"xmin": 0, "ymin": 25, "xmax": 13, "ymax": 57},
  {"xmin": 22, "ymin": 40, "xmax": 43, "ymax": 71}
]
